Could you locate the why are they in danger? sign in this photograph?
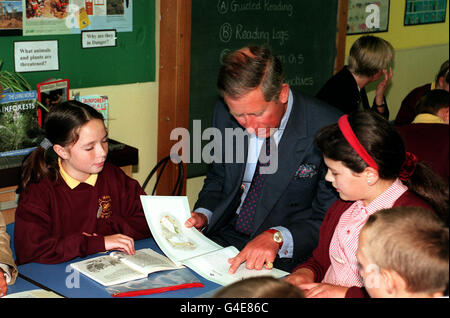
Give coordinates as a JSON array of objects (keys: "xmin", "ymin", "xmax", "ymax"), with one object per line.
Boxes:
[{"xmin": 81, "ymin": 30, "xmax": 117, "ymax": 49}]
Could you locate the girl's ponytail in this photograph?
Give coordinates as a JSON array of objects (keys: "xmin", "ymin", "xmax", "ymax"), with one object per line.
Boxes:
[
  {"xmin": 403, "ymin": 162, "xmax": 449, "ymax": 226},
  {"xmin": 18, "ymin": 143, "xmax": 58, "ymax": 193}
]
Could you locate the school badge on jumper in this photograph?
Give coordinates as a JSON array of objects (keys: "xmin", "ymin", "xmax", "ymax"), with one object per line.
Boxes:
[{"xmin": 97, "ymin": 195, "xmax": 112, "ymax": 219}]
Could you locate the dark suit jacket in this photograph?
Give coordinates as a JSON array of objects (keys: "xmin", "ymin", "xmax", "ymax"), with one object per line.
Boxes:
[
  {"xmin": 194, "ymin": 90, "xmax": 342, "ymax": 269},
  {"xmin": 316, "ymin": 66, "xmax": 389, "ymax": 119}
]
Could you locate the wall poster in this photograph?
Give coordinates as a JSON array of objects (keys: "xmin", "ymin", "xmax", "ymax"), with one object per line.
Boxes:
[
  {"xmin": 404, "ymin": 0, "xmax": 447, "ymax": 25},
  {"xmin": 347, "ymin": 0, "xmax": 390, "ymax": 34}
]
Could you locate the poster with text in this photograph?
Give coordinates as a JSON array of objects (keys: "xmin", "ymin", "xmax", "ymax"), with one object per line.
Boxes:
[
  {"xmin": 347, "ymin": 0, "xmax": 390, "ymax": 34},
  {"xmin": 404, "ymin": 0, "xmax": 447, "ymax": 25},
  {"xmin": 0, "ymin": 0, "xmax": 22, "ymax": 35},
  {"xmin": 22, "ymin": 0, "xmax": 132, "ymax": 36}
]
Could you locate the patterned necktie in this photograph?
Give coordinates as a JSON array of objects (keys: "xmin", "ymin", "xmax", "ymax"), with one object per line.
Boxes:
[{"xmin": 235, "ymin": 136, "xmax": 272, "ymax": 235}]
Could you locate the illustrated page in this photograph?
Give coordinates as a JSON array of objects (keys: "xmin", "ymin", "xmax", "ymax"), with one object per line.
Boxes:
[
  {"xmin": 110, "ymin": 248, "xmax": 183, "ymax": 273},
  {"xmin": 141, "ymin": 196, "xmax": 222, "ymax": 265},
  {"xmin": 70, "ymin": 255, "xmax": 146, "ymax": 286}
]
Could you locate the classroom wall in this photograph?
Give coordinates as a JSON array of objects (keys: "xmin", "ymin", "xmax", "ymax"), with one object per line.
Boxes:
[
  {"xmin": 346, "ymin": 0, "xmax": 449, "ymax": 119},
  {"xmin": 72, "ymin": 1, "xmax": 160, "ymax": 191}
]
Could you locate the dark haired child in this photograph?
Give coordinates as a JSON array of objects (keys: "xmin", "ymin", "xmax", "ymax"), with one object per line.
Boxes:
[
  {"xmin": 285, "ymin": 111, "xmax": 448, "ymax": 298},
  {"xmin": 14, "ymin": 100, "xmax": 150, "ymax": 264}
]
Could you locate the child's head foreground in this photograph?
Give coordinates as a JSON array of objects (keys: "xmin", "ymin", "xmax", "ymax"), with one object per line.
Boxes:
[
  {"xmin": 357, "ymin": 206, "xmax": 449, "ymax": 298},
  {"xmin": 213, "ymin": 276, "xmax": 304, "ymax": 298}
]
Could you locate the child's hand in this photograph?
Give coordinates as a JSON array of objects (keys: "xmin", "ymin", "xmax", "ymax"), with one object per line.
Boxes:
[{"xmin": 104, "ymin": 234, "xmax": 135, "ymax": 255}]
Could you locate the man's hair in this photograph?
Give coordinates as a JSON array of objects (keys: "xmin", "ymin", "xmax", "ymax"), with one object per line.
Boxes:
[
  {"xmin": 217, "ymin": 45, "xmax": 285, "ymax": 101},
  {"xmin": 360, "ymin": 206, "xmax": 449, "ymax": 295},
  {"xmin": 213, "ymin": 276, "xmax": 304, "ymax": 298},
  {"xmin": 348, "ymin": 35, "xmax": 394, "ymax": 77},
  {"xmin": 416, "ymin": 89, "xmax": 449, "ymax": 116}
]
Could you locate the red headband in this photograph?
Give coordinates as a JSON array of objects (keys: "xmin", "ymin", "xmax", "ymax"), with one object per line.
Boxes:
[{"xmin": 338, "ymin": 115, "xmax": 379, "ymax": 170}]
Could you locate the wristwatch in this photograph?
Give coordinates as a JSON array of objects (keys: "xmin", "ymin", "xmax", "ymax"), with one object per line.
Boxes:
[{"xmin": 265, "ymin": 229, "xmax": 283, "ymax": 248}]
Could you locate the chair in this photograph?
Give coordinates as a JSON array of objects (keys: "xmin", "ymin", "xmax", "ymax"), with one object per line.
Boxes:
[{"xmin": 142, "ymin": 155, "xmax": 184, "ymax": 196}]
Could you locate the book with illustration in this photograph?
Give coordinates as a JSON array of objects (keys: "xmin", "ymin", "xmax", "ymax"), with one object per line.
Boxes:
[
  {"xmin": 140, "ymin": 196, "xmax": 289, "ymax": 286},
  {"xmin": 36, "ymin": 78, "xmax": 69, "ymax": 126},
  {"xmin": 0, "ymin": 90, "xmax": 41, "ymax": 157},
  {"xmin": 70, "ymin": 248, "xmax": 183, "ymax": 286},
  {"xmin": 74, "ymin": 95, "xmax": 109, "ymax": 128}
]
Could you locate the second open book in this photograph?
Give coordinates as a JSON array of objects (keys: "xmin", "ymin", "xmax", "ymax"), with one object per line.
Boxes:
[{"xmin": 140, "ymin": 196, "xmax": 288, "ymax": 286}]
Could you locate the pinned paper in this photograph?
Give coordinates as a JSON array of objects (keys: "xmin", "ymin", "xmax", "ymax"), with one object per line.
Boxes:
[{"xmin": 77, "ymin": 7, "xmax": 91, "ymax": 30}]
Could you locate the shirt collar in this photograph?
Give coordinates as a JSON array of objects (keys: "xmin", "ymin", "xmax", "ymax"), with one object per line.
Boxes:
[
  {"xmin": 58, "ymin": 158, "xmax": 98, "ymax": 189},
  {"xmin": 354, "ymin": 179, "xmax": 408, "ymax": 217},
  {"xmin": 412, "ymin": 113, "xmax": 444, "ymax": 124}
]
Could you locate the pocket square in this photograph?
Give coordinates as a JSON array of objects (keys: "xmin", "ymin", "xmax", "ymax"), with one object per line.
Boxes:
[{"xmin": 295, "ymin": 163, "xmax": 317, "ymax": 179}]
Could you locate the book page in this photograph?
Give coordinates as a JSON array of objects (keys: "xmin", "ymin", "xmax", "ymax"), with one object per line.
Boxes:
[
  {"xmin": 3, "ymin": 289, "xmax": 63, "ymax": 298},
  {"xmin": 70, "ymin": 255, "xmax": 146, "ymax": 286},
  {"xmin": 110, "ymin": 248, "xmax": 183, "ymax": 273},
  {"xmin": 140, "ymin": 196, "xmax": 222, "ymax": 265},
  {"xmin": 182, "ymin": 246, "xmax": 289, "ymax": 286}
]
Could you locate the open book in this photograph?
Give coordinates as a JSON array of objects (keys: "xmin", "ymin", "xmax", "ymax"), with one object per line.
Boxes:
[
  {"xmin": 70, "ymin": 248, "xmax": 183, "ymax": 286},
  {"xmin": 4, "ymin": 289, "xmax": 63, "ymax": 298},
  {"xmin": 140, "ymin": 196, "xmax": 289, "ymax": 286}
]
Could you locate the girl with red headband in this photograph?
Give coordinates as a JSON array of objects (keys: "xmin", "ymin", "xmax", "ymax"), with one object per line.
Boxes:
[{"xmin": 285, "ymin": 110, "xmax": 448, "ymax": 298}]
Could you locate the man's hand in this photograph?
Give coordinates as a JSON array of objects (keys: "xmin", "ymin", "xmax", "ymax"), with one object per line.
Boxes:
[
  {"xmin": 0, "ymin": 268, "xmax": 7, "ymax": 297},
  {"xmin": 227, "ymin": 231, "xmax": 279, "ymax": 274},
  {"xmin": 184, "ymin": 212, "xmax": 208, "ymax": 230}
]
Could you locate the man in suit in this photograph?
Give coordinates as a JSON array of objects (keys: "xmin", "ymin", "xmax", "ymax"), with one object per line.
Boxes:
[{"xmin": 185, "ymin": 46, "xmax": 341, "ymax": 272}]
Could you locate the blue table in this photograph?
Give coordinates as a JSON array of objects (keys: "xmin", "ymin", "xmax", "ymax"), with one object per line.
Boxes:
[
  {"xmin": 18, "ymin": 239, "xmax": 222, "ymax": 298},
  {"xmin": 6, "ymin": 276, "xmax": 42, "ymax": 296},
  {"xmin": 7, "ymin": 223, "xmax": 221, "ymax": 298}
]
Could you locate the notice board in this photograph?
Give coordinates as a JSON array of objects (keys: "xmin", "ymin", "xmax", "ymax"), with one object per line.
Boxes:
[{"xmin": 0, "ymin": 0, "xmax": 155, "ymax": 89}]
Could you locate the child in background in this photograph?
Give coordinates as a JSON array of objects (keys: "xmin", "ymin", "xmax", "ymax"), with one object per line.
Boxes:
[
  {"xmin": 285, "ymin": 111, "xmax": 448, "ymax": 298},
  {"xmin": 14, "ymin": 100, "xmax": 151, "ymax": 265},
  {"xmin": 214, "ymin": 276, "xmax": 304, "ymax": 298},
  {"xmin": 357, "ymin": 206, "xmax": 448, "ymax": 298}
]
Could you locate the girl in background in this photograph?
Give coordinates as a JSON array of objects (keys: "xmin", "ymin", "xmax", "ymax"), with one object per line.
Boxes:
[{"xmin": 14, "ymin": 100, "xmax": 150, "ymax": 264}]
